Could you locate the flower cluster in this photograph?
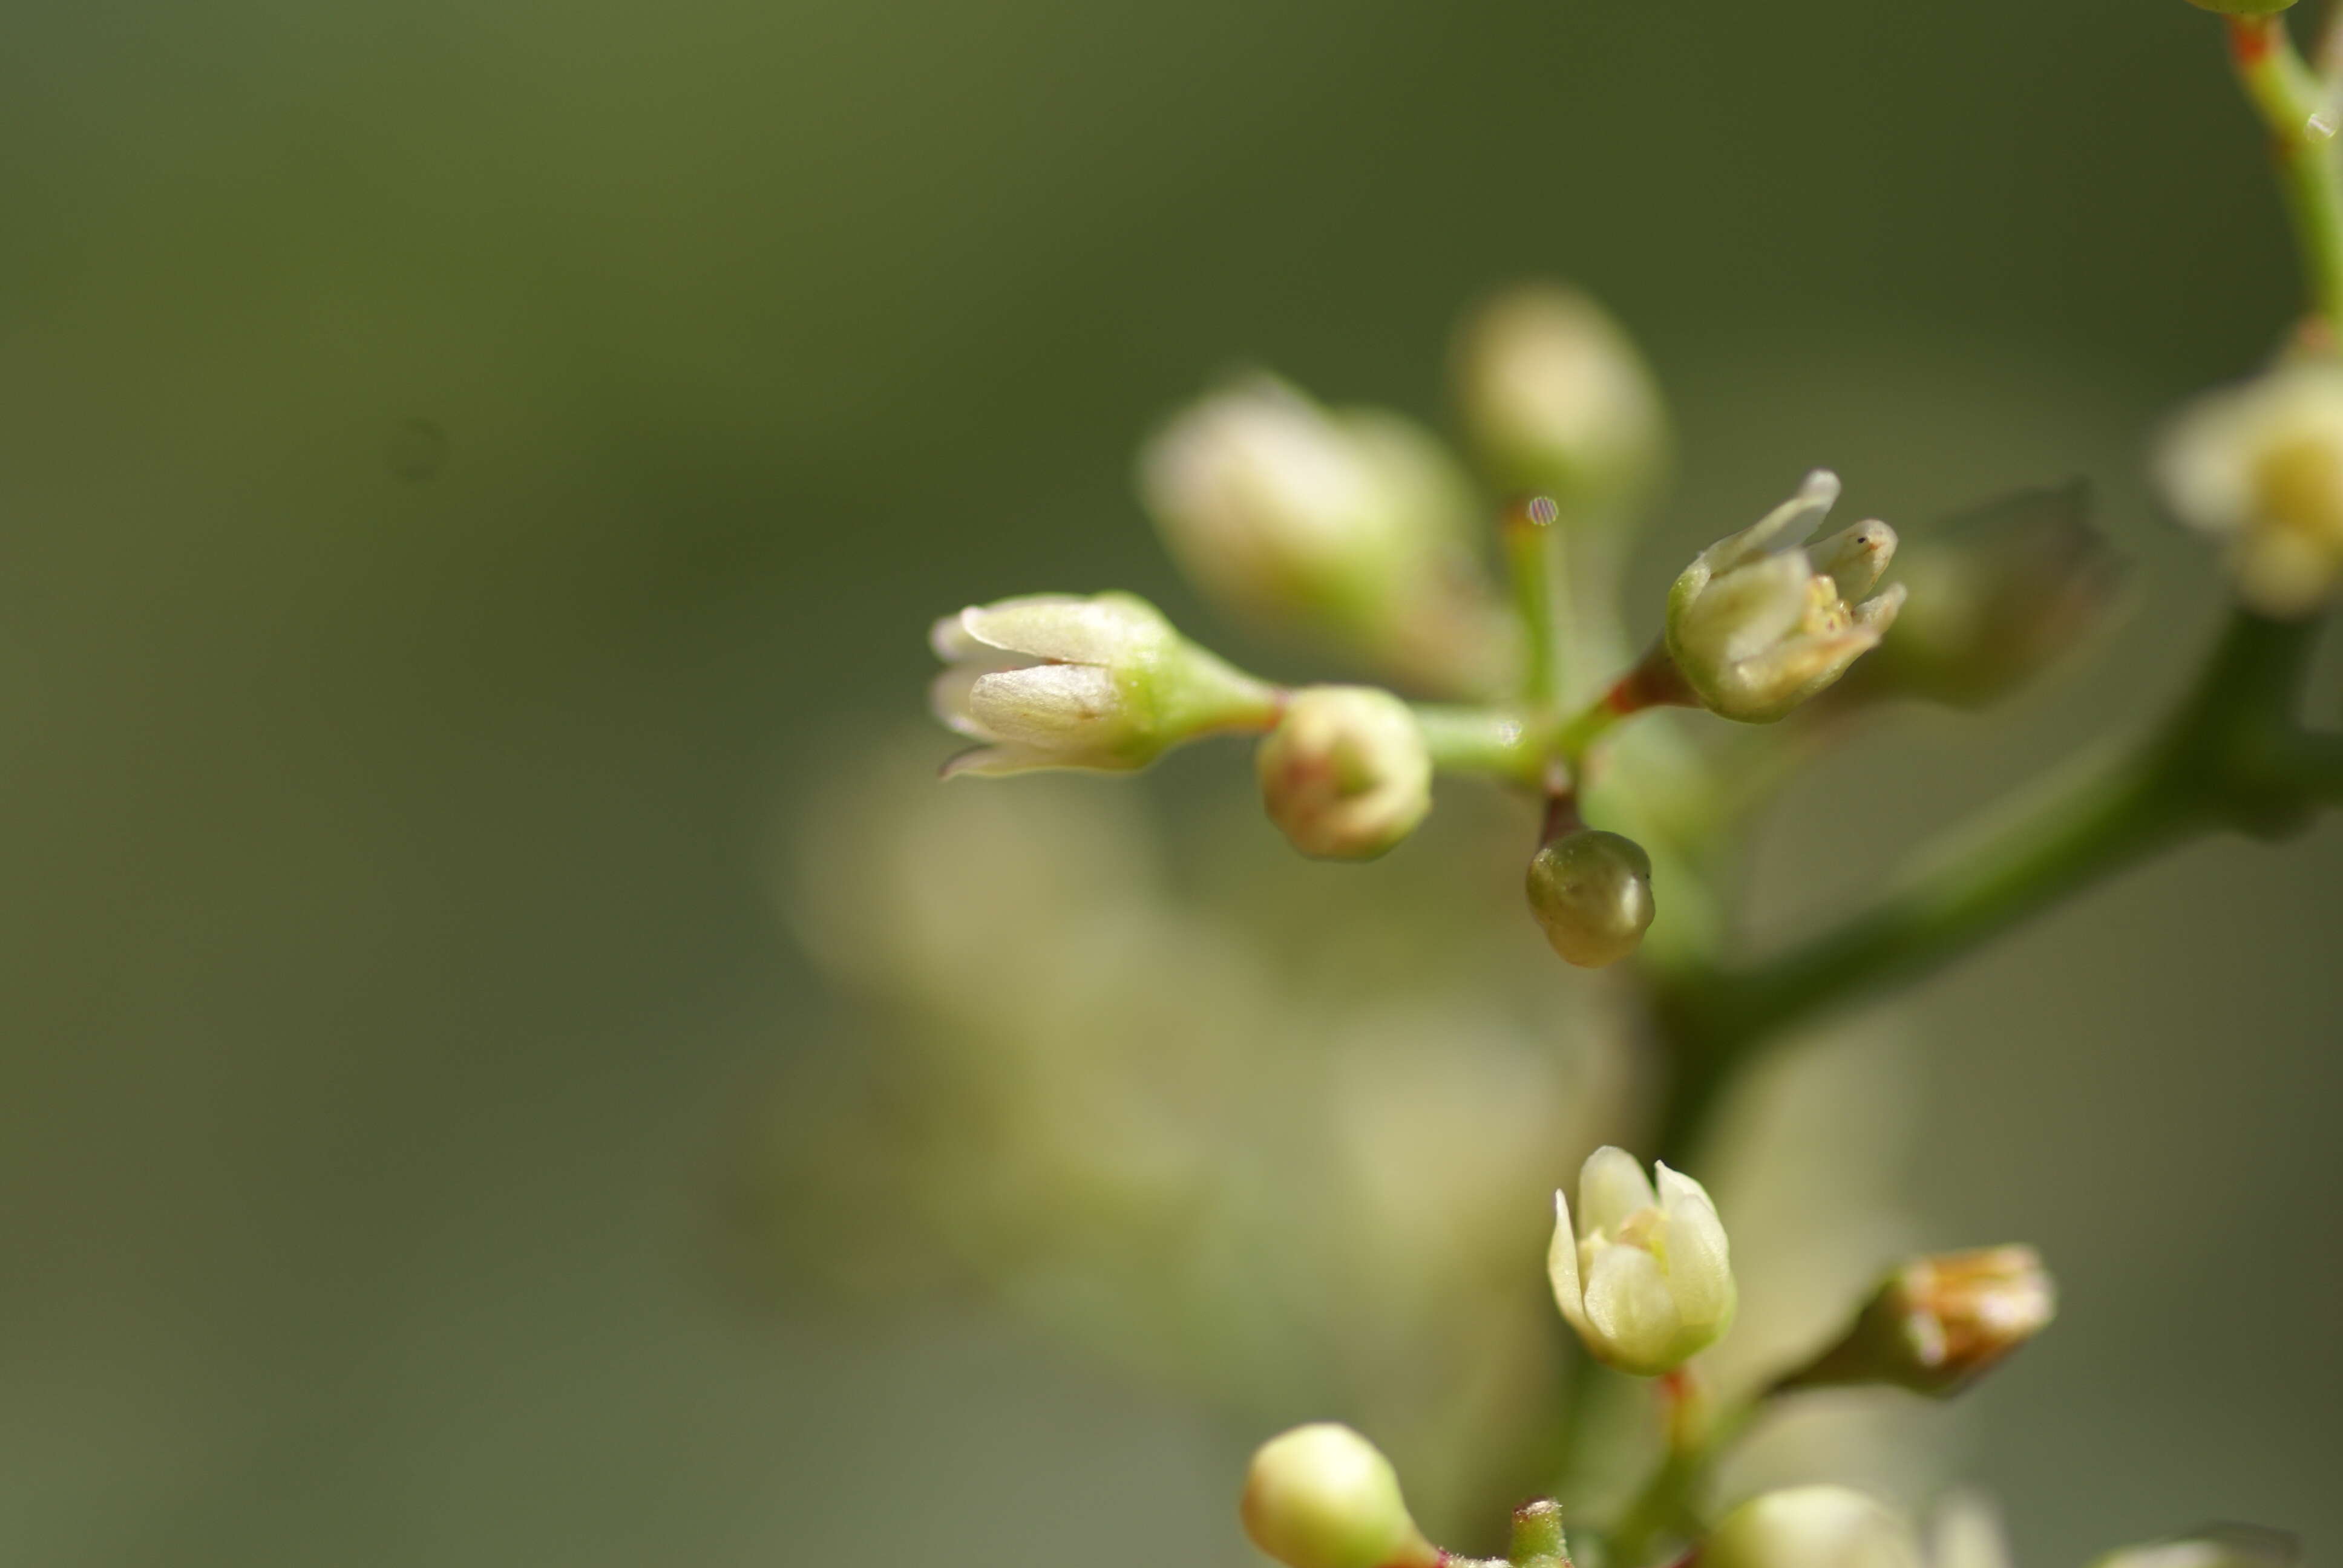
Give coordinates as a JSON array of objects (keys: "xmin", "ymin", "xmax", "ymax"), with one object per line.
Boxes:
[
  {"xmin": 922, "ymin": 281, "xmax": 2069, "ymax": 970},
  {"xmin": 894, "ymin": 21, "xmax": 2328, "ymax": 1548}
]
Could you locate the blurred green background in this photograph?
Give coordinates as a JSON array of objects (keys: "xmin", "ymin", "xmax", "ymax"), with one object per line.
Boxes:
[{"xmin": 1, "ymin": 0, "xmax": 2338, "ymax": 1563}]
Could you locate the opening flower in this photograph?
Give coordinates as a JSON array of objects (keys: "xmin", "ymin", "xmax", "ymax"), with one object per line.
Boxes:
[
  {"xmin": 1547, "ymin": 1145, "xmax": 1735, "ymax": 1375},
  {"xmin": 1665, "ymin": 469, "xmax": 1905, "ymax": 722}
]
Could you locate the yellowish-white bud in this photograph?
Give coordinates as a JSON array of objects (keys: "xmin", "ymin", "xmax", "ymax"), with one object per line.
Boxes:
[
  {"xmin": 1525, "ymin": 829, "xmax": 1654, "ymax": 969},
  {"xmin": 1547, "ymin": 1146, "xmax": 1735, "ymax": 1376},
  {"xmin": 1705, "ymin": 1487, "xmax": 1923, "ymax": 1568},
  {"xmin": 1778, "ymin": 1246, "xmax": 2055, "ymax": 1397},
  {"xmin": 1138, "ymin": 376, "xmax": 1507, "ymax": 694},
  {"xmin": 1452, "ymin": 282, "xmax": 1670, "ymax": 505},
  {"xmin": 2155, "ymin": 362, "xmax": 2343, "ymax": 618},
  {"xmin": 1665, "ymin": 469, "xmax": 1905, "ymax": 723},
  {"xmin": 1239, "ymin": 1424, "xmax": 1440, "ymax": 1568},
  {"xmin": 1256, "ymin": 687, "xmax": 1433, "ymax": 861},
  {"xmin": 929, "ymin": 592, "xmax": 1278, "ymax": 777},
  {"xmin": 2089, "ymin": 1527, "xmax": 2298, "ymax": 1568}
]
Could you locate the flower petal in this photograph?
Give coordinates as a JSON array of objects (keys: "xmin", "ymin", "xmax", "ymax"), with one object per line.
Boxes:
[
  {"xmin": 1689, "ymin": 552, "xmax": 1816, "ymax": 666},
  {"xmin": 1810, "ymin": 519, "xmax": 1898, "ymax": 601},
  {"xmin": 1583, "ymin": 1240, "xmax": 1682, "ymax": 1374},
  {"xmin": 1701, "ymin": 469, "xmax": 1841, "ymax": 576},
  {"xmin": 1547, "ymin": 1189, "xmax": 1588, "ymax": 1336},
  {"xmin": 1578, "ymin": 1145, "xmax": 1659, "ymax": 1240},
  {"xmin": 928, "ymin": 664, "xmax": 1001, "ymax": 739},
  {"xmin": 962, "ymin": 593, "xmax": 1167, "ymax": 665},
  {"xmin": 1654, "ymin": 1161, "xmax": 1734, "ymax": 1331},
  {"xmin": 968, "ymin": 664, "xmax": 1126, "ymax": 748}
]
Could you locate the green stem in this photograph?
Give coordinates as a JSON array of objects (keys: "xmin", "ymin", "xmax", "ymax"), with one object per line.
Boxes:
[
  {"xmin": 2229, "ymin": 14, "xmax": 2343, "ymax": 333},
  {"xmin": 1506, "ymin": 498, "xmax": 1569, "ymax": 714},
  {"xmin": 1651, "ymin": 608, "xmax": 2332, "ymax": 1163},
  {"xmin": 1415, "ymin": 704, "xmax": 1549, "ymax": 787}
]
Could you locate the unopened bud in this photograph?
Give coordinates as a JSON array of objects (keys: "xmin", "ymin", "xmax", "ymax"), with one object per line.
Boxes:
[
  {"xmin": 1257, "ymin": 687, "xmax": 1433, "ymax": 860},
  {"xmin": 1525, "ymin": 829, "xmax": 1655, "ymax": 969},
  {"xmin": 2183, "ymin": 0, "xmax": 2296, "ymax": 15},
  {"xmin": 1778, "ymin": 1246, "xmax": 2056, "ymax": 1397},
  {"xmin": 1705, "ymin": 1487, "xmax": 1923, "ymax": 1568},
  {"xmin": 2091, "ymin": 1526, "xmax": 2299, "ymax": 1568},
  {"xmin": 1452, "ymin": 283, "xmax": 1670, "ymax": 506},
  {"xmin": 1547, "ymin": 1147, "xmax": 1735, "ymax": 1376},
  {"xmin": 2155, "ymin": 362, "xmax": 2343, "ymax": 618},
  {"xmin": 1853, "ymin": 481, "xmax": 2120, "ymax": 709},
  {"xmin": 1239, "ymin": 1424, "xmax": 1440, "ymax": 1568},
  {"xmin": 929, "ymin": 593, "xmax": 1279, "ymax": 777},
  {"xmin": 1666, "ymin": 471, "xmax": 1905, "ymax": 723},
  {"xmin": 1138, "ymin": 376, "xmax": 1508, "ymax": 693}
]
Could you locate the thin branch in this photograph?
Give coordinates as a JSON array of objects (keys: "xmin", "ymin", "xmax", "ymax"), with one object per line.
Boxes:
[{"xmin": 1650, "ymin": 609, "xmax": 2331, "ymax": 1164}]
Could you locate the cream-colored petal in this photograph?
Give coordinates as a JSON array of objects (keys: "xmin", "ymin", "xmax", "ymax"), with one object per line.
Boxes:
[
  {"xmin": 1583, "ymin": 1240, "xmax": 1682, "ymax": 1373},
  {"xmin": 968, "ymin": 664, "xmax": 1126, "ymax": 748},
  {"xmin": 1853, "ymin": 581, "xmax": 1907, "ymax": 631},
  {"xmin": 931, "ymin": 613, "xmax": 973, "ymax": 662},
  {"xmin": 1710, "ymin": 624, "xmax": 1883, "ymax": 722},
  {"xmin": 928, "ymin": 664, "xmax": 1002, "ymax": 739},
  {"xmin": 1654, "ymin": 1161, "xmax": 1734, "ymax": 1330},
  {"xmin": 1547, "ymin": 1189, "xmax": 1589, "ymax": 1336},
  {"xmin": 1578, "ymin": 1145, "xmax": 1659, "ymax": 1239},
  {"xmin": 1810, "ymin": 520, "xmax": 1898, "ymax": 601},
  {"xmin": 962, "ymin": 594, "xmax": 1164, "ymax": 665},
  {"xmin": 1702, "ymin": 469, "xmax": 1841, "ymax": 575},
  {"xmin": 1689, "ymin": 552, "xmax": 1816, "ymax": 665}
]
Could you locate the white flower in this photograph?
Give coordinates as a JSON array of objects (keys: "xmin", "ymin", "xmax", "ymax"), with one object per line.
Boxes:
[
  {"xmin": 1706, "ymin": 1486, "xmax": 1924, "ymax": 1568},
  {"xmin": 1547, "ymin": 1145, "xmax": 1735, "ymax": 1375},
  {"xmin": 1240, "ymin": 1425, "xmax": 1439, "ymax": 1568},
  {"xmin": 1138, "ymin": 377, "xmax": 1506, "ymax": 693},
  {"xmin": 1452, "ymin": 281, "xmax": 1670, "ymax": 503},
  {"xmin": 1666, "ymin": 469, "xmax": 1906, "ymax": 723},
  {"xmin": 1256, "ymin": 687, "xmax": 1433, "ymax": 861},
  {"xmin": 2155, "ymin": 362, "xmax": 2343, "ymax": 618},
  {"xmin": 928, "ymin": 593, "xmax": 1276, "ymax": 777}
]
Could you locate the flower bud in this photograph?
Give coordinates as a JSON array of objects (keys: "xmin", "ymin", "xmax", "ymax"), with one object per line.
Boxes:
[
  {"xmin": 2155, "ymin": 362, "xmax": 2343, "ymax": 617},
  {"xmin": 1705, "ymin": 1487, "xmax": 1922, "ymax": 1568},
  {"xmin": 1547, "ymin": 1146, "xmax": 1735, "ymax": 1376},
  {"xmin": 2090, "ymin": 1526, "xmax": 2299, "ymax": 1568},
  {"xmin": 2183, "ymin": 0, "xmax": 2296, "ymax": 15},
  {"xmin": 1256, "ymin": 687, "xmax": 1434, "ymax": 860},
  {"xmin": 1452, "ymin": 282, "xmax": 1671, "ymax": 505},
  {"xmin": 929, "ymin": 592, "xmax": 1279, "ymax": 777},
  {"xmin": 1777, "ymin": 1246, "xmax": 2055, "ymax": 1397},
  {"xmin": 1239, "ymin": 1424, "xmax": 1440, "ymax": 1568},
  {"xmin": 1138, "ymin": 376, "xmax": 1508, "ymax": 693},
  {"xmin": 1853, "ymin": 481, "xmax": 2120, "ymax": 709},
  {"xmin": 1666, "ymin": 470, "xmax": 1906, "ymax": 723},
  {"xmin": 1525, "ymin": 829, "xmax": 1655, "ymax": 969}
]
